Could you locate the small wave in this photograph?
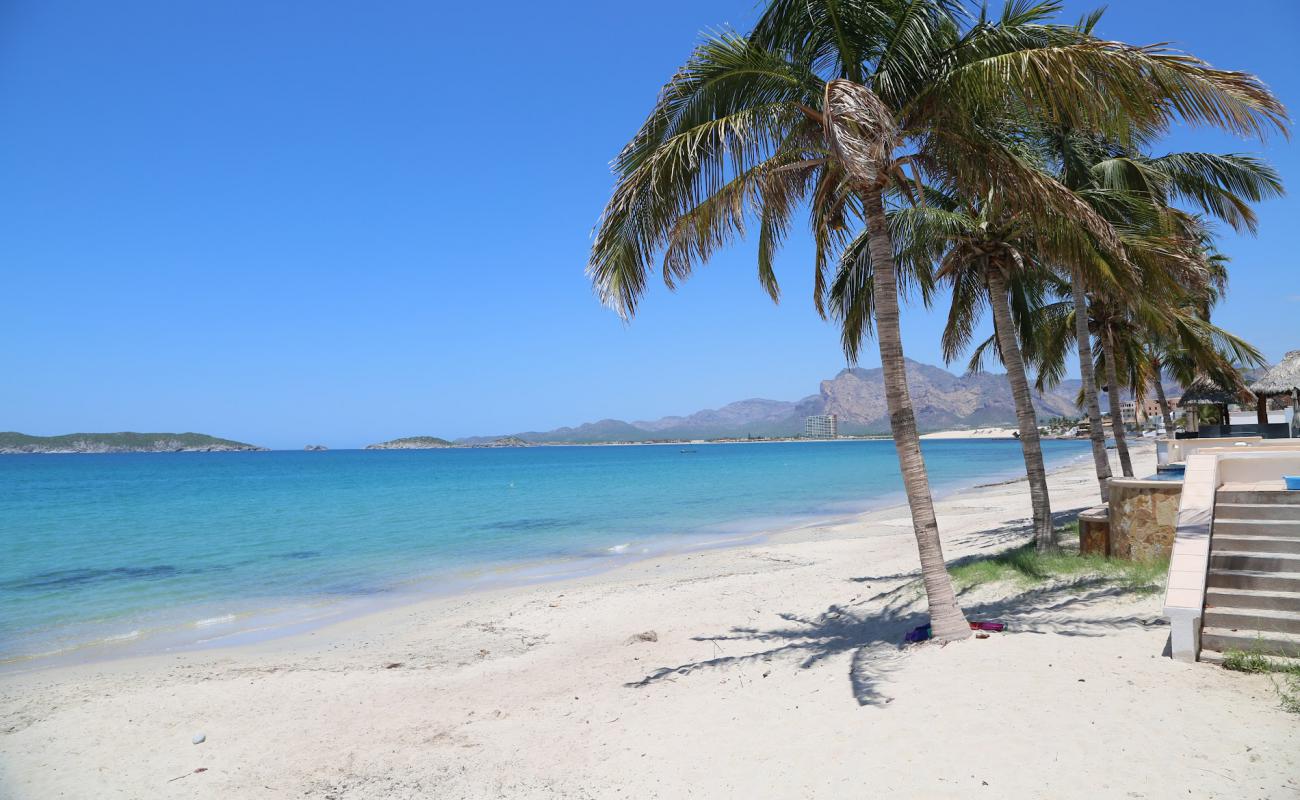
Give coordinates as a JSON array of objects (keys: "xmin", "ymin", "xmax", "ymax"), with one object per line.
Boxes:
[
  {"xmin": 101, "ymin": 630, "xmax": 141, "ymax": 643},
  {"xmin": 606, "ymin": 543, "xmax": 631, "ymax": 554},
  {"xmin": 194, "ymin": 614, "xmax": 237, "ymax": 628}
]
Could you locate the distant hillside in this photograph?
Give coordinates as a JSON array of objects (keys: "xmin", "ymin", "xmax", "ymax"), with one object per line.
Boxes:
[
  {"xmin": 455, "ymin": 359, "xmax": 1100, "ymax": 444},
  {"xmin": 0, "ymin": 432, "xmax": 265, "ymax": 454},
  {"xmin": 365, "ymin": 436, "xmax": 455, "ymax": 450}
]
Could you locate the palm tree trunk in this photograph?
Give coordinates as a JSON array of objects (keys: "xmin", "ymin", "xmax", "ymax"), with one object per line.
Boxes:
[
  {"xmin": 1071, "ymin": 267, "xmax": 1112, "ymax": 502},
  {"xmin": 863, "ymin": 186, "xmax": 969, "ymax": 643},
  {"xmin": 1103, "ymin": 327, "xmax": 1135, "ymax": 477},
  {"xmin": 987, "ymin": 269, "xmax": 1056, "ymax": 553},
  {"xmin": 1151, "ymin": 360, "xmax": 1175, "ymax": 432}
]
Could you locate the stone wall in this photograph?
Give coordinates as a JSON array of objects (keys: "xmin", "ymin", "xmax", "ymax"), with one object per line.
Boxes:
[
  {"xmin": 1078, "ymin": 506, "xmax": 1109, "ymax": 557},
  {"xmin": 1108, "ymin": 480, "xmax": 1183, "ymax": 561}
]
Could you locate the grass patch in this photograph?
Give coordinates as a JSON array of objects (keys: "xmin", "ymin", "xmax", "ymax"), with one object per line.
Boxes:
[
  {"xmin": 1222, "ymin": 649, "xmax": 1275, "ymax": 674},
  {"xmin": 947, "ymin": 540, "xmax": 1167, "ymax": 596},
  {"xmin": 1222, "ymin": 648, "xmax": 1300, "ymax": 714},
  {"xmin": 1282, "ymin": 676, "xmax": 1300, "ymax": 714}
]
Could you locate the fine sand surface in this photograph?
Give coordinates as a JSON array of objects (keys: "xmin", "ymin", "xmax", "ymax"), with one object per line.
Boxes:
[
  {"xmin": 2, "ymin": 443, "xmax": 1297, "ymax": 799},
  {"xmin": 920, "ymin": 426, "xmax": 1020, "ymax": 439}
]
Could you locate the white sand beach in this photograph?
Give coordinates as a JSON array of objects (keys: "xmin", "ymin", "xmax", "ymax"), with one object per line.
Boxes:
[
  {"xmin": 920, "ymin": 426, "xmax": 1020, "ymax": 439},
  {"xmin": 2, "ymin": 442, "xmax": 1297, "ymax": 799}
]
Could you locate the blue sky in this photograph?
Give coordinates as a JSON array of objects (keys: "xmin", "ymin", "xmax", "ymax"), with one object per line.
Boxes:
[{"xmin": 2, "ymin": 1, "xmax": 1296, "ymax": 449}]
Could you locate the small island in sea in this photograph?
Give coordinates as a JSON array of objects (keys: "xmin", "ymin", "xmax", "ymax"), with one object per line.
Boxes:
[
  {"xmin": 365, "ymin": 435, "xmax": 531, "ymax": 449},
  {"xmin": 0, "ymin": 431, "xmax": 266, "ymax": 454},
  {"xmin": 365, "ymin": 436, "xmax": 455, "ymax": 450}
]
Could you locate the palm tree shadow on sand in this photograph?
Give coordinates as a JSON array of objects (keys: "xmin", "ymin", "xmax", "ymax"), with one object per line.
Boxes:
[{"xmin": 625, "ymin": 513, "xmax": 1167, "ymax": 706}]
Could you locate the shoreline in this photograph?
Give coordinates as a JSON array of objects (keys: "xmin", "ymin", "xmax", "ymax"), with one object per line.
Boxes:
[
  {"xmin": 4, "ymin": 444, "xmax": 1113, "ymax": 683},
  {"xmin": 0, "ymin": 444, "xmax": 1094, "ymax": 675}
]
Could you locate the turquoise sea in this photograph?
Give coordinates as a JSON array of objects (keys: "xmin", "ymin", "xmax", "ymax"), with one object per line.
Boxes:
[{"xmin": 0, "ymin": 439, "xmax": 1090, "ymax": 667}]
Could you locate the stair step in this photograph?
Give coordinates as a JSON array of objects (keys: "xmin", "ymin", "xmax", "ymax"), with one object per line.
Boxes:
[
  {"xmin": 1200, "ymin": 627, "xmax": 1300, "ymax": 659},
  {"xmin": 1212, "ymin": 518, "xmax": 1300, "ymax": 539},
  {"xmin": 1199, "ymin": 649, "xmax": 1300, "ymax": 670},
  {"xmin": 1209, "ymin": 551, "xmax": 1300, "ymax": 572},
  {"xmin": 1203, "ymin": 607, "xmax": 1300, "ymax": 635},
  {"xmin": 1213, "ymin": 503, "xmax": 1300, "ymax": 521},
  {"xmin": 1216, "ymin": 490, "xmax": 1300, "ymax": 506},
  {"xmin": 1205, "ymin": 587, "xmax": 1300, "ymax": 612},
  {"xmin": 1206, "ymin": 570, "xmax": 1300, "ymax": 592},
  {"xmin": 1211, "ymin": 534, "xmax": 1300, "ymax": 554}
]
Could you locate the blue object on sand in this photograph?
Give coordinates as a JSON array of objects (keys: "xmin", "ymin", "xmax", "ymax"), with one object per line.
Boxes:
[
  {"xmin": 904, "ymin": 623, "xmax": 932, "ymax": 643},
  {"xmin": 1285, "ymin": 476, "xmax": 1300, "ymax": 491}
]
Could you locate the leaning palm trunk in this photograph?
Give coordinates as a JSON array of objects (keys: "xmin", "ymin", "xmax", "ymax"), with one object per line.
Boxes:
[
  {"xmin": 1151, "ymin": 361, "xmax": 1176, "ymax": 432},
  {"xmin": 1071, "ymin": 268, "xmax": 1113, "ymax": 501},
  {"xmin": 863, "ymin": 186, "xmax": 969, "ymax": 642},
  {"xmin": 987, "ymin": 269, "xmax": 1056, "ymax": 552},
  {"xmin": 1103, "ymin": 328, "xmax": 1135, "ymax": 477}
]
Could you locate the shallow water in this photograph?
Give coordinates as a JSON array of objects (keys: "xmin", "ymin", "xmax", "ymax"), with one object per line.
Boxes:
[{"xmin": 0, "ymin": 439, "xmax": 1089, "ymax": 665}]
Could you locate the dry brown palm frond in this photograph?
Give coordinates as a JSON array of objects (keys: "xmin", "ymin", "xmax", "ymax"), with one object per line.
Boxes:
[{"xmin": 823, "ymin": 79, "xmax": 899, "ymax": 189}]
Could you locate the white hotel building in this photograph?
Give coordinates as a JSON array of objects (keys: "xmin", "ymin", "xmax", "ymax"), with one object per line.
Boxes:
[{"xmin": 803, "ymin": 414, "xmax": 838, "ymax": 438}]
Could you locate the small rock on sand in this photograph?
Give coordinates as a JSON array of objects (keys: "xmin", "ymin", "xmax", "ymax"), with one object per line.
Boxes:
[{"xmin": 625, "ymin": 631, "xmax": 658, "ymax": 645}]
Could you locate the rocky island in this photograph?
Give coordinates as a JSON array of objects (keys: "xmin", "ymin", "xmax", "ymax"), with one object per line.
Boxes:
[
  {"xmin": 0, "ymin": 432, "xmax": 267, "ymax": 454},
  {"xmin": 365, "ymin": 435, "xmax": 532, "ymax": 450},
  {"xmin": 365, "ymin": 436, "xmax": 455, "ymax": 450}
]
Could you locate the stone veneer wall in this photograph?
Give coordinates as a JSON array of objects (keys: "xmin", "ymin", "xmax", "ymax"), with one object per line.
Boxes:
[
  {"xmin": 1078, "ymin": 506, "xmax": 1110, "ymax": 556},
  {"xmin": 1108, "ymin": 480, "xmax": 1183, "ymax": 561}
]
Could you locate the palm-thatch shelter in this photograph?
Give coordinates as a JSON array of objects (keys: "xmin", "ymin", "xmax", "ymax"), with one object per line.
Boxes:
[
  {"xmin": 1247, "ymin": 349, "xmax": 1300, "ymax": 428},
  {"xmin": 1177, "ymin": 378, "xmax": 1255, "ymax": 435}
]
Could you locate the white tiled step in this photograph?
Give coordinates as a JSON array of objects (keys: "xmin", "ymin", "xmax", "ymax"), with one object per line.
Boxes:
[
  {"xmin": 1202, "ymin": 606, "xmax": 1300, "ymax": 636},
  {"xmin": 1205, "ymin": 587, "xmax": 1300, "ymax": 612},
  {"xmin": 1200, "ymin": 627, "xmax": 1300, "ymax": 658},
  {"xmin": 1206, "ymin": 570, "xmax": 1300, "ymax": 592},
  {"xmin": 1214, "ymin": 503, "xmax": 1300, "ymax": 521},
  {"xmin": 1213, "ymin": 518, "xmax": 1300, "ymax": 539},
  {"xmin": 1199, "ymin": 649, "xmax": 1300, "ymax": 670},
  {"xmin": 1216, "ymin": 490, "xmax": 1300, "ymax": 505},
  {"xmin": 1210, "ymin": 533, "xmax": 1300, "ymax": 554},
  {"xmin": 1209, "ymin": 551, "xmax": 1300, "ymax": 572}
]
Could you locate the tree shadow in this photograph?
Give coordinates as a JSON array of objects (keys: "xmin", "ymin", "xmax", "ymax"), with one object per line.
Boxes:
[
  {"xmin": 626, "ymin": 566, "xmax": 1164, "ymax": 707},
  {"xmin": 853, "ymin": 508, "xmax": 1089, "ymax": 586}
]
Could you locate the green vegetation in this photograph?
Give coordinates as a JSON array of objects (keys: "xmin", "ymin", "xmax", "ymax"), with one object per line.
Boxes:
[
  {"xmin": 947, "ymin": 523, "xmax": 1168, "ymax": 596},
  {"xmin": 0, "ymin": 431, "xmax": 263, "ymax": 453},
  {"xmin": 365, "ymin": 436, "xmax": 454, "ymax": 449},
  {"xmin": 1221, "ymin": 649, "xmax": 1275, "ymax": 674},
  {"xmin": 1222, "ymin": 648, "xmax": 1300, "ymax": 714}
]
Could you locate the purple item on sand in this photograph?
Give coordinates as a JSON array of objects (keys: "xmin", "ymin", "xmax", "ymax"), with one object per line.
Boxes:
[{"xmin": 904, "ymin": 623, "xmax": 932, "ymax": 643}]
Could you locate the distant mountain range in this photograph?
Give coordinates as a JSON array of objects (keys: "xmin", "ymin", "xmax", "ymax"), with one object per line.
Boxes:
[
  {"xmin": 457, "ymin": 360, "xmax": 1098, "ymax": 444},
  {"xmin": 0, "ymin": 432, "xmax": 265, "ymax": 454},
  {"xmin": 7, "ymin": 359, "xmax": 1192, "ymax": 452}
]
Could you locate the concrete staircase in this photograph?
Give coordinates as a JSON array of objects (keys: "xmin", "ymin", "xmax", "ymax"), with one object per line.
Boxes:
[{"xmin": 1201, "ymin": 490, "xmax": 1300, "ymax": 659}]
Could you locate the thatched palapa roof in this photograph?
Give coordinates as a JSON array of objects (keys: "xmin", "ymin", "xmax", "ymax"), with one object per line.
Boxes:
[
  {"xmin": 1178, "ymin": 378, "xmax": 1254, "ymax": 406},
  {"xmin": 1248, "ymin": 350, "xmax": 1300, "ymax": 397}
]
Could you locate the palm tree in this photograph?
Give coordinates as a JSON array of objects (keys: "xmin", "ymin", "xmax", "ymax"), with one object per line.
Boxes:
[
  {"xmin": 1026, "ymin": 238, "xmax": 1266, "ymax": 465},
  {"xmin": 1091, "ymin": 296, "xmax": 1137, "ymax": 475},
  {"xmin": 588, "ymin": 1, "xmax": 1285, "ymax": 642},
  {"xmin": 1043, "ymin": 129, "xmax": 1284, "ymax": 490},
  {"xmin": 843, "ymin": 184, "xmax": 1062, "ymax": 551}
]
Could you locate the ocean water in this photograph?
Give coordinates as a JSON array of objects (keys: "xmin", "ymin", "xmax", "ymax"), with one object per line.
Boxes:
[{"xmin": 0, "ymin": 439, "xmax": 1089, "ymax": 666}]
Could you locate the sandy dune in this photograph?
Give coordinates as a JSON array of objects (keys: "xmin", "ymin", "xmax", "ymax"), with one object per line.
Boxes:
[{"xmin": 2, "ymin": 443, "xmax": 1297, "ymax": 798}]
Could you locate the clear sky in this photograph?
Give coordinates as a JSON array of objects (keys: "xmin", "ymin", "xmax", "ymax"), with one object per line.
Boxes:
[{"xmin": 3, "ymin": 1, "xmax": 1296, "ymax": 449}]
